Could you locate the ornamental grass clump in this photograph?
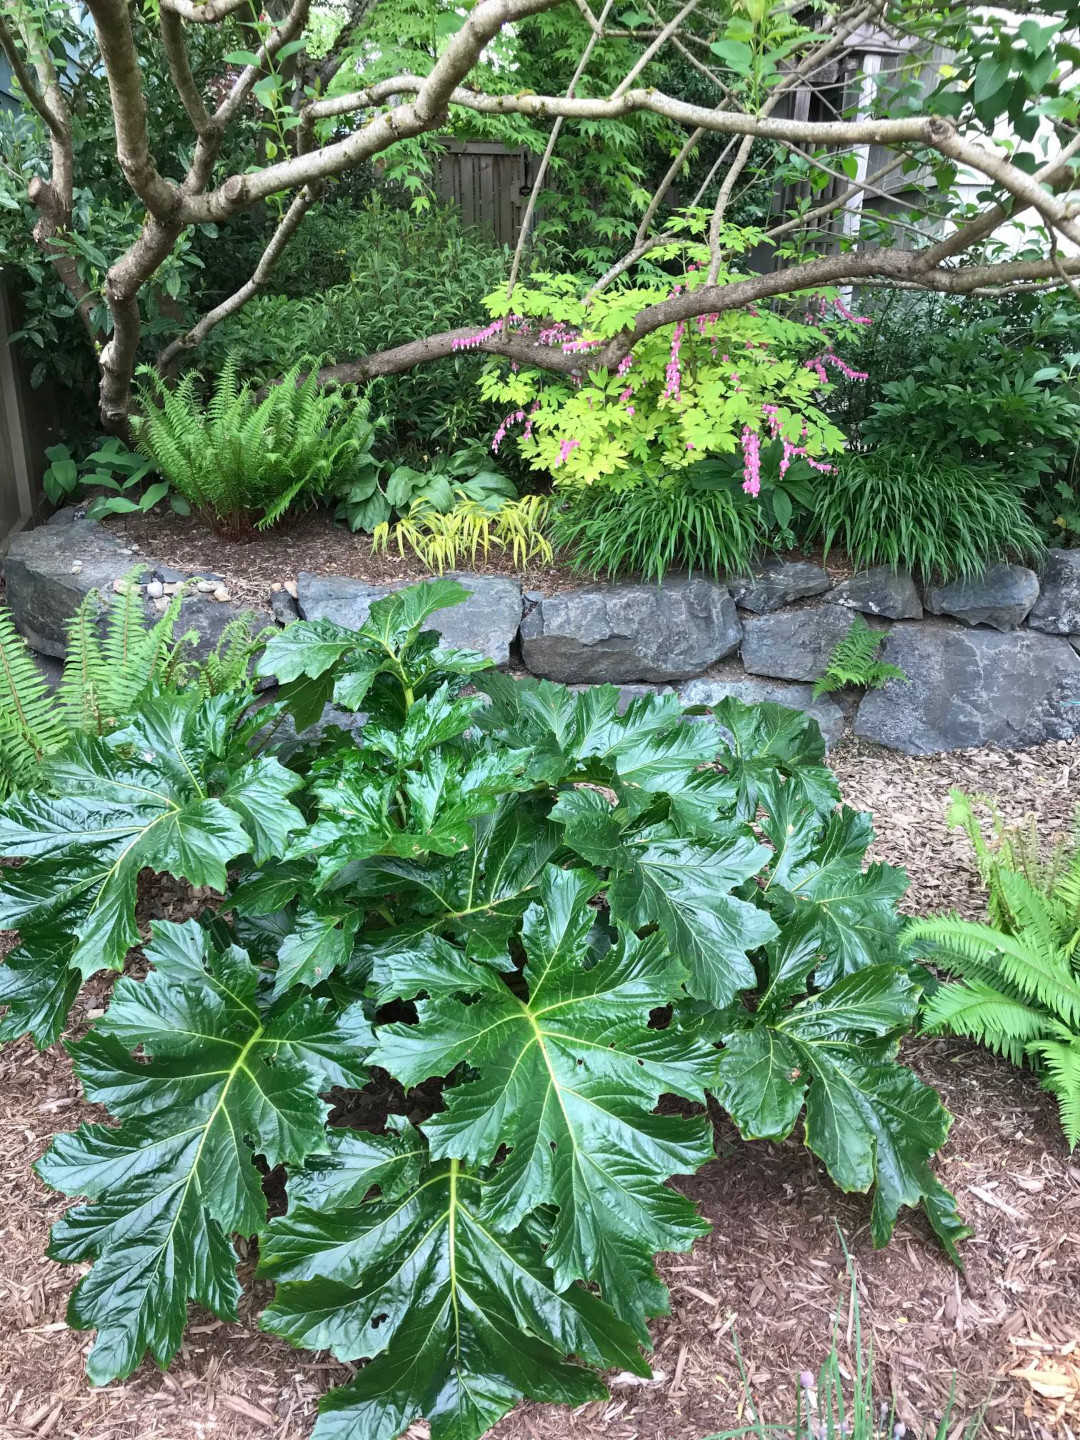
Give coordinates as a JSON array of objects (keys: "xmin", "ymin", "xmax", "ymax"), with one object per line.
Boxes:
[
  {"xmin": 0, "ymin": 580, "xmax": 970, "ymax": 1440},
  {"xmin": 814, "ymin": 446, "xmax": 1045, "ymax": 581}
]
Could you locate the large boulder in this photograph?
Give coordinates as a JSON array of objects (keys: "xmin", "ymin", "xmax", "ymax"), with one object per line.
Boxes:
[
  {"xmin": 2, "ymin": 520, "xmax": 240, "ymax": 660},
  {"xmin": 740, "ymin": 606, "xmax": 857, "ymax": 683},
  {"xmin": 854, "ymin": 621, "xmax": 1080, "ymax": 754},
  {"xmin": 298, "ymin": 571, "xmax": 522, "ymax": 666},
  {"xmin": 1029, "ymin": 549, "xmax": 1080, "ymax": 635},
  {"xmin": 520, "ymin": 578, "xmax": 740, "ymax": 683},
  {"xmin": 924, "ymin": 564, "xmax": 1039, "ymax": 631},
  {"xmin": 729, "ymin": 558, "xmax": 831, "ymax": 613},
  {"xmin": 678, "ymin": 676, "xmax": 845, "ymax": 746},
  {"xmin": 826, "ymin": 565, "xmax": 922, "ymax": 621}
]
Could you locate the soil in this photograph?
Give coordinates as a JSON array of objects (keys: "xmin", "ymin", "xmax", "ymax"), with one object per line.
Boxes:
[
  {"xmin": 100, "ymin": 509, "xmax": 856, "ymax": 616},
  {"xmin": 2, "ymin": 741, "xmax": 1080, "ymax": 1440}
]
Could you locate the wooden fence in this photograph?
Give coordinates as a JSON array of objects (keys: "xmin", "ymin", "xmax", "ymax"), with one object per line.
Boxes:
[{"xmin": 433, "ymin": 141, "xmax": 535, "ymax": 249}]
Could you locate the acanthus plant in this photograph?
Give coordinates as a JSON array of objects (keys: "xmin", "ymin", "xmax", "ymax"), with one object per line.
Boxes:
[{"xmin": 0, "ymin": 580, "xmax": 970, "ymax": 1440}]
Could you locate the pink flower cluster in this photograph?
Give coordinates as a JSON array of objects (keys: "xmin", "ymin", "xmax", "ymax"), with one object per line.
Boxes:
[
  {"xmin": 804, "ymin": 352, "xmax": 869, "ymax": 385},
  {"xmin": 741, "ymin": 426, "xmax": 761, "ymax": 497},
  {"xmin": 556, "ymin": 437, "xmax": 581, "ymax": 466},
  {"xmin": 453, "ymin": 315, "xmax": 521, "ymax": 352},
  {"xmin": 761, "ymin": 404, "xmax": 834, "ymax": 478},
  {"xmin": 617, "ymin": 351, "xmax": 635, "ymax": 378},
  {"xmin": 491, "ymin": 409, "xmax": 526, "ymax": 453},
  {"xmin": 664, "ymin": 320, "xmax": 686, "ymax": 400}
]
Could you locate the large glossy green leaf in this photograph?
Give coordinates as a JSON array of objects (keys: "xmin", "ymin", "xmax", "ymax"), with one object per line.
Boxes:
[
  {"xmin": 0, "ymin": 929, "xmax": 80, "ymax": 1048},
  {"xmin": 708, "ymin": 697, "xmax": 840, "ymax": 818},
  {"xmin": 373, "ymin": 867, "xmax": 716, "ymax": 1334},
  {"xmin": 260, "ymin": 1143, "xmax": 647, "ymax": 1440},
  {"xmin": 0, "ymin": 694, "xmax": 304, "ymax": 977},
  {"xmin": 761, "ymin": 800, "xmax": 906, "ymax": 982},
  {"xmin": 714, "ymin": 964, "xmax": 970, "ymax": 1262},
  {"xmin": 37, "ymin": 920, "xmax": 372, "ymax": 1383}
]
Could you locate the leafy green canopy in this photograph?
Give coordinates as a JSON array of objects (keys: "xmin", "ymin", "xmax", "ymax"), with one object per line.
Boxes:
[{"xmin": 0, "ymin": 579, "xmax": 969, "ymax": 1440}]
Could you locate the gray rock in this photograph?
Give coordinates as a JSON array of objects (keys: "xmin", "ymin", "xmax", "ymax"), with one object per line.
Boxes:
[
  {"xmin": 1, "ymin": 520, "xmax": 248, "ymax": 661},
  {"xmin": 678, "ymin": 676, "xmax": 845, "ymax": 747},
  {"xmin": 729, "ymin": 558, "xmax": 831, "ymax": 613},
  {"xmin": 44, "ymin": 504, "xmax": 87, "ymax": 527},
  {"xmin": 924, "ymin": 564, "xmax": 1039, "ymax": 631},
  {"xmin": 1029, "ymin": 549, "xmax": 1080, "ymax": 634},
  {"xmin": 854, "ymin": 621, "xmax": 1080, "ymax": 754},
  {"xmin": 297, "ymin": 571, "xmax": 522, "ymax": 666},
  {"xmin": 740, "ymin": 607, "xmax": 857, "ymax": 683},
  {"xmin": 568, "ymin": 683, "xmax": 674, "ymax": 714},
  {"xmin": 520, "ymin": 578, "xmax": 740, "ymax": 683},
  {"xmin": 270, "ymin": 588, "xmax": 300, "ymax": 625},
  {"xmin": 826, "ymin": 565, "xmax": 922, "ymax": 621},
  {"xmin": 3, "ymin": 520, "xmax": 144, "ymax": 657}
]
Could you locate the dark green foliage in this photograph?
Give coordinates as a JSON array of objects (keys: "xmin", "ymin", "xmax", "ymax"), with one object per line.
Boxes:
[
  {"xmin": 549, "ymin": 471, "xmax": 767, "ymax": 582},
  {"xmin": 133, "ymin": 355, "xmax": 379, "ymax": 533},
  {"xmin": 814, "ymin": 447, "xmax": 1045, "ymax": 581},
  {"xmin": 0, "ymin": 581, "xmax": 968, "ymax": 1440},
  {"xmin": 812, "ymin": 616, "xmax": 908, "ymax": 699}
]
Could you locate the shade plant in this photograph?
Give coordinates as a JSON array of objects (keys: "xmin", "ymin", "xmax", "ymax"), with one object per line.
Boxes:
[
  {"xmin": 0, "ymin": 581, "xmax": 970, "ymax": 1440},
  {"xmin": 813, "ymin": 446, "xmax": 1046, "ymax": 581}
]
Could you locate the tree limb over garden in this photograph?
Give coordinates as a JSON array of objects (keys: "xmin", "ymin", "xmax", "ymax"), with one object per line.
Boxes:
[{"xmin": 4, "ymin": 0, "xmax": 1080, "ymax": 425}]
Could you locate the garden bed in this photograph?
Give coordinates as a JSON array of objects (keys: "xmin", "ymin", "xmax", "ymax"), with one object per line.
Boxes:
[{"xmin": 2, "ymin": 738, "xmax": 1078, "ymax": 1440}]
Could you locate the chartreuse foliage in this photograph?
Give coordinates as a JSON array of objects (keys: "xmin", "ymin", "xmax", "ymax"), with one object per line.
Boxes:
[{"xmin": 0, "ymin": 579, "xmax": 969, "ymax": 1440}]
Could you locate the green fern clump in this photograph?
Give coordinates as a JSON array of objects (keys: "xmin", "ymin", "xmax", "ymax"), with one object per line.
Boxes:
[
  {"xmin": 133, "ymin": 354, "xmax": 374, "ymax": 534},
  {"xmin": 0, "ymin": 579, "xmax": 269, "ymax": 799},
  {"xmin": 904, "ymin": 791, "xmax": 1080, "ymax": 1148},
  {"xmin": 812, "ymin": 615, "xmax": 907, "ymax": 698}
]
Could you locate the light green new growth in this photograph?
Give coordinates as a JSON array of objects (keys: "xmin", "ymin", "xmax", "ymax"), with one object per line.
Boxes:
[
  {"xmin": 905, "ymin": 791, "xmax": 1080, "ymax": 1148},
  {"xmin": 812, "ymin": 615, "xmax": 907, "ymax": 699}
]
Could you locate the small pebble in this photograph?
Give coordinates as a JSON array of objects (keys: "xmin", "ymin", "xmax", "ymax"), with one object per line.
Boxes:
[
  {"xmin": 111, "ymin": 578, "xmax": 127, "ymax": 594},
  {"xmin": 153, "ymin": 597, "xmax": 169, "ymax": 613},
  {"xmin": 70, "ymin": 561, "xmax": 83, "ymax": 574},
  {"xmin": 213, "ymin": 586, "xmax": 231, "ymax": 602},
  {"xmin": 196, "ymin": 580, "xmax": 216, "ymax": 593},
  {"xmin": 162, "ymin": 582, "xmax": 179, "ymax": 595},
  {"xmin": 271, "ymin": 581, "xmax": 283, "ymax": 593},
  {"xmin": 145, "ymin": 580, "xmax": 164, "ymax": 598},
  {"xmin": 284, "ymin": 579, "xmax": 298, "ymax": 599},
  {"xmin": 129, "ymin": 542, "xmax": 140, "ymax": 551}
]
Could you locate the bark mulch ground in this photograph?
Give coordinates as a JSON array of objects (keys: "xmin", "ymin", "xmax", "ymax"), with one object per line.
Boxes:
[{"xmin": 2, "ymin": 740, "xmax": 1079, "ymax": 1440}]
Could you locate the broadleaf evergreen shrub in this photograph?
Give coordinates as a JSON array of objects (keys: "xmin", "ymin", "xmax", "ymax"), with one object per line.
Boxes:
[{"xmin": 0, "ymin": 581, "xmax": 971, "ymax": 1440}]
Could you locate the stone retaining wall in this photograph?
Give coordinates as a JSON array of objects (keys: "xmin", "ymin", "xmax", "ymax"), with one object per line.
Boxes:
[{"xmin": 7, "ymin": 515, "xmax": 1080, "ymax": 755}]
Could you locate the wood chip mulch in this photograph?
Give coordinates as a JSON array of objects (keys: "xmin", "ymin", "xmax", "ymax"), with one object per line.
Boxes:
[{"xmin": 2, "ymin": 744, "xmax": 1079, "ymax": 1440}]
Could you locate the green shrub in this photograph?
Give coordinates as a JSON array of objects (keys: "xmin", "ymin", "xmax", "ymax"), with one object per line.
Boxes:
[
  {"xmin": 814, "ymin": 447, "xmax": 1045, "ymax": 581},
  {"xmin": 549, "ymin": 468, "xmax": 768, "ymax": 581},
  {"xmin": 134, "ymin": 354, "xmax": 379, "ymax": 533},
  {"xmin": 206, "ymin": 198, "xmax": 511, "ymax": 457},
  {"xmin": 0, "ymin": 580, "xmax": 969, "ymax": 1440},
  {"xmin": 905, "ymin": 792, "xmax": 1080, "ymax": 1149}
]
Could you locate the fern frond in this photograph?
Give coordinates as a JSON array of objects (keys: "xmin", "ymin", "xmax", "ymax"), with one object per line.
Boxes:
[
  {"xmin": 812, "ymin": 616, "xmax": 907, "ymax": 698},
  {"xmin": 921, "ymin": 979, "xmax": 1054, "ymax": 1066},
  {"xmin": 0, "ymin": 605, "xmax": 69, "ymax": 791},
  {"xmin": 57, "ymin": 591, "xmax": 109, "ymax": 735},
  {"xmin": 1025, "ymin": 1038, "xmax": 1080, "ymax": 1149}
]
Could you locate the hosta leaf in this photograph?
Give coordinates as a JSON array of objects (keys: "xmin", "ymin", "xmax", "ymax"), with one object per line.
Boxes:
[
  {"xmin": 0, "ymin": 695, "xmax": 302, "ymax": 978},
  {"xmin": 260, "ymin": 1149, "xmax": 647, "ymax": 1440},
  {"xmin": 37, "ymin": 920, "xmax": 372, "ymax": 1383},
  {"xmin": 715, "ymin": 965, "xmax": 969, "ymax": 1262},
  {"xmin": 373, "ymin": 867, "xmax": 716, "ymax": 1332},
  {"xmin": 608, "ymin": 827, "xmax": 778, "ymax": 1007}
]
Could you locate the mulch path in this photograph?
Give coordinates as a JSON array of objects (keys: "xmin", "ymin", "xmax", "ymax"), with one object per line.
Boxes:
[{"xmin": 2, "ymin": 741, "xmax": 1079, "ymax": 1440}]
